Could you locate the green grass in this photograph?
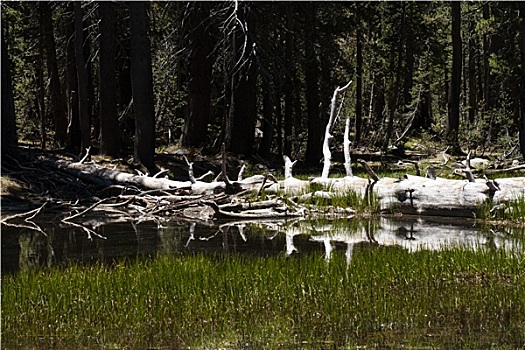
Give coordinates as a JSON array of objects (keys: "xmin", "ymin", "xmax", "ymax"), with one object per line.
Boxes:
[
  {"xmin": 2, "ymin": 246, "xmax": 524, "ymax": 349},
  {"xmin": 477, "ymin": 195, "xmax": 525, "ymax": 225}
]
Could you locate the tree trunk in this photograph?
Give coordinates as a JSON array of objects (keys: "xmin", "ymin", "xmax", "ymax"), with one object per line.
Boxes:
[
  {"xmin": 40, "ymin": 2, "xmax": 68, "ymax": 146},
  {"xmin": 370, "ymin": 13, "xmax": 385, "ymax": 134},
  {"xmin": 283, "ymin": 4, "xmax": 295, "ymax": 157},
  {"xmin": 225, "ymin": 3, "xmax": 257, "ymax": 157},
  {"xmin": 383, "ymin": 2, "xmax": 405, "ymax": 151},
  {"xmin": 482, "ymin": 3, "xmax": 492, "ymax": 111},
  {"xmin": 1, "ymin": 20, "xmax": 18, "ymax": 154},
  {"xmin": 181, "ymin": 2, "xmax": 213, "ymax": 148},
  {"xmin": 419, "ymin": 83, "xmax": 433, "ymax": 130},
  {"xmin": 115, "ymin": 3, "xmax": 133, "ymax": 145},
  {"xmin": 275, "ymin": 90, "xmax": 283, "ymax": 157},
  {"xmin": 37, "ymin": 19, "xmax": 46, "ymax": 150},
  {"xmin": 446, "ymin": 2, "xmax": 462, "ymax": 154},
  {"xmin": 74, "ymin": 2, "xmax": 92, "ymax": 155},
  {"xmin": 129, "ymin": 1, "xmax": 157, "ymax": 173},
  {"xmin": 98, "ymin": 1, "xmax": 121, "ymax": 157},
  {"xmin": 65, "ymin": 3, "xmax": 81, "ymax": 152},
  {"xmin": 403, "ymin": 5, "xmax": 415, "ymax": 116},
  {"xmin": 258, "ymin": 86, "xmax": 273, "ymax": 158},
  {"xmin": 519, "ymin": 2, "xmax": 525, "ymax": 160},
  {"xmin": 467, "ymin": 18, "xmax": 477, "ymax": 125},
  {"xmin": 304, "ymin": 3, "xmax": 322, "ymax": 167},
  {"xmin": 355, "ymin": 13, "xmax": 363, "ymax": 145}
]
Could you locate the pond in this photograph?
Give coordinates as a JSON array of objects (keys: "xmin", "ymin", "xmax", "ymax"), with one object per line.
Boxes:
[
  {"xmin": 2, "ymin": 216, "xmax": 525, "ymax": 349},
  {"xmin": 2, "ymin": 215, "xmax": 523, "ymax": 274}
]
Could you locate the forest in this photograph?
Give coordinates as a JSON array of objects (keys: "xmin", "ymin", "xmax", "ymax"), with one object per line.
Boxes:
[
  {"xmin": 2, "ymin": 1, "xmax": 525, "ymax": 170},
  {"xmin": 3, "ymin": 4, "xmax": 525, "ymax": 348}
]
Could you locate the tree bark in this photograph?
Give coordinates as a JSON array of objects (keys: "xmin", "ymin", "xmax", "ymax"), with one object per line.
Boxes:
[
  {"xmin": 519, "ymin": 2, "xmax": 525, "ymax": 160},
  {"xmin": 37, "ymin": 20, "xmax": 46, "ymax": 150},
  {"xmin": 40, "ymin": 2, "xmax": 68, "ymax": 146},
  {"xmin": 129, "ymin": 1, "xmax": 157, "ymax": 173},
  {"xmin": 403, "ymin": 4, "xmax": 415, "ymax": 117},
  {"xmin": 446, "ymin": 2, "xmax": 462, "ymax": 154},
  {"xmin": 383, "ymin": 2, "xmax": 405, "ymax": 151},
  {"xmin": 355, "ymin": 13, "xmax": 363, "ymax": 145},
  {"xmin": 467, "ymin": 18, "xmax": 477, "ymax": 125},
  {"xmin": 65, "ymin": 3, "xmax": 81, "ymax": 152},
  {"xmin": 482, "ymin": 3, "xmax": 492, "ymax": 111},
  {"xmin": 98, "ymin": 1, "xmax": 121, "ymax": 157},
  {"xmin": 224, "ymin": 3, "xmax": 258, "ymax": 157},
  {"xmin": 74, "ymin": 2, "xmax": 92, "ymax": 155},
  {"xmin": 181, "ymin": 2, "xmax": 214, "ymax": 148},
  {"xmin": 258, "ymin": 86, "xmax": 273, "ymax": 158},
  {"xmin": 304, "ymin": 3, "xmax": 322, "ymax": 167},
  {"xmin": 283, "ymin": 4, "xmax": 295, "ymax": 156},
  {"xmin": 1, "ymin": 20, "xmax": 18, "ymax": 154}
]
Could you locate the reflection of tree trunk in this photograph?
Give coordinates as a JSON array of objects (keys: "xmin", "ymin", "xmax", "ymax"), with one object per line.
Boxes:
[
  {"xmin": 19, "ymin": 233, "xmax": 47, "ymax": 270},
  {"xmin": 130, "ymin": 2, "xmax": 157, "ymax": 173},
  {"xmin": 1, "ymin": 21, "xmax": 18, "ymax": 153},
  {"xmin": 41, "ymin": 2, "xmax": 68, "ymax": 146},
  {"xmin": 181, "ymin": 2, "xmax": 213, "ymax": 148},
  {"xmin": 304, "ymin": 3, "xmax": 321, "ymax": 166},
  {"xmin": 519, "ymin": 2, "xmax": 525, "ymax": 159},
  {"xmin": 157, "ymin": 225, "xmax": 184, "ymax": 255},
  {"xmin": 74, "ymin": 2, "xmax": 92, "ymax": 155},
  {"xmin": 98, "ymin": 2, "xmax": 121, "ymax": 156},
  {"xmin": 447, "ymin": 2, "xmax": 462, "ymax": 153}
]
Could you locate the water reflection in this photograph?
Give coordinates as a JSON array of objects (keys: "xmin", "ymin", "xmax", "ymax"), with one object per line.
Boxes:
[{"xmin": 2, "ymin": 217, "xmax": 523, "ymax": 274}]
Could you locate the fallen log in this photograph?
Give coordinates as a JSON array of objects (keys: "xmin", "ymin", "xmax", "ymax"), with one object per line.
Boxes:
[
  {"xmin": 44, "ymin": 152, "xmax": 525, "ymax": 220},
  {"xmin": 55, "ymin": 160, "xmax": 193, "ymax": 191}
]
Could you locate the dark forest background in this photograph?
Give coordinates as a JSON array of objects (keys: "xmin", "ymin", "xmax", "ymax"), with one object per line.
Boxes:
[{"xmin": 2, "ymin": 1, "xmax": 525, "ymax": 173}]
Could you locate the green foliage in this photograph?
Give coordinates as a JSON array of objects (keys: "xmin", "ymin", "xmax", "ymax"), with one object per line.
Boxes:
[
  {"xmin": 2, "ymin": 2, "xmax": 524, "ymax": 158},
  {"xmin": 478, "ymin": 196, "xmax": 525, "ymax": 224}
]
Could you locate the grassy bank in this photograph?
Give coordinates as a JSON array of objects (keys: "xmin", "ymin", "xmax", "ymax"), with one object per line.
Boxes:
[{"xmin": 2, "ymin": 246, "xmax": 524, "ymax": 349}]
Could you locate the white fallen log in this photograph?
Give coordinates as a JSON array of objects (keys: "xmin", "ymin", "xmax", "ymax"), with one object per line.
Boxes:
[
  {"xmin": 491, "ymin": 177, "xmax": 525, "ymax": 202},
  {"xmin": 56, "ymin": 160, "xmax": 193, "ymax": 190}
]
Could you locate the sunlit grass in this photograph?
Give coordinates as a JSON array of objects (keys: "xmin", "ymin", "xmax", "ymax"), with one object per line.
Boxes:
[
  {"xmin": 477, "ymin": 195, "xmax": 525, "ymax": 225},
  {"xmin": 2, "ymin": 246, "xmax": 524, "ymax": 349}
]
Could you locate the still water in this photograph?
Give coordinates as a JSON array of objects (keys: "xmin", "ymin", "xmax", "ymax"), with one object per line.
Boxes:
[{"xmin": 2, "ymin": 216, "xmax": 523, "ymax": 274}]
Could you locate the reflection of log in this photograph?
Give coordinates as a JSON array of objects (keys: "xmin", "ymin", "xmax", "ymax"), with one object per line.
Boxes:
[
  {"xmin": 304, "ymin": 217, "xmax": 521, "ymax": 256},
  {"xmin": 203, "ymin": 200, "xmax": 304, "ymax": 219}
]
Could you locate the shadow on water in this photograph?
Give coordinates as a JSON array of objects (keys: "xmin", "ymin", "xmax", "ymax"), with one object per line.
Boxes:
[{"xmin": 2, "ymin": 215, "xmax": 524, "ymax": 274}]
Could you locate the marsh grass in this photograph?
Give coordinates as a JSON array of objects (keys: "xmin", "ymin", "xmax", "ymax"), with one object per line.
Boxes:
[
  {"xmin": 2, "ymin": 245, "xmax": 524, "ymax": 349},
  {"xmin": 477, "ymin": 195, "xmax": 525, "ymax": 224}
]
